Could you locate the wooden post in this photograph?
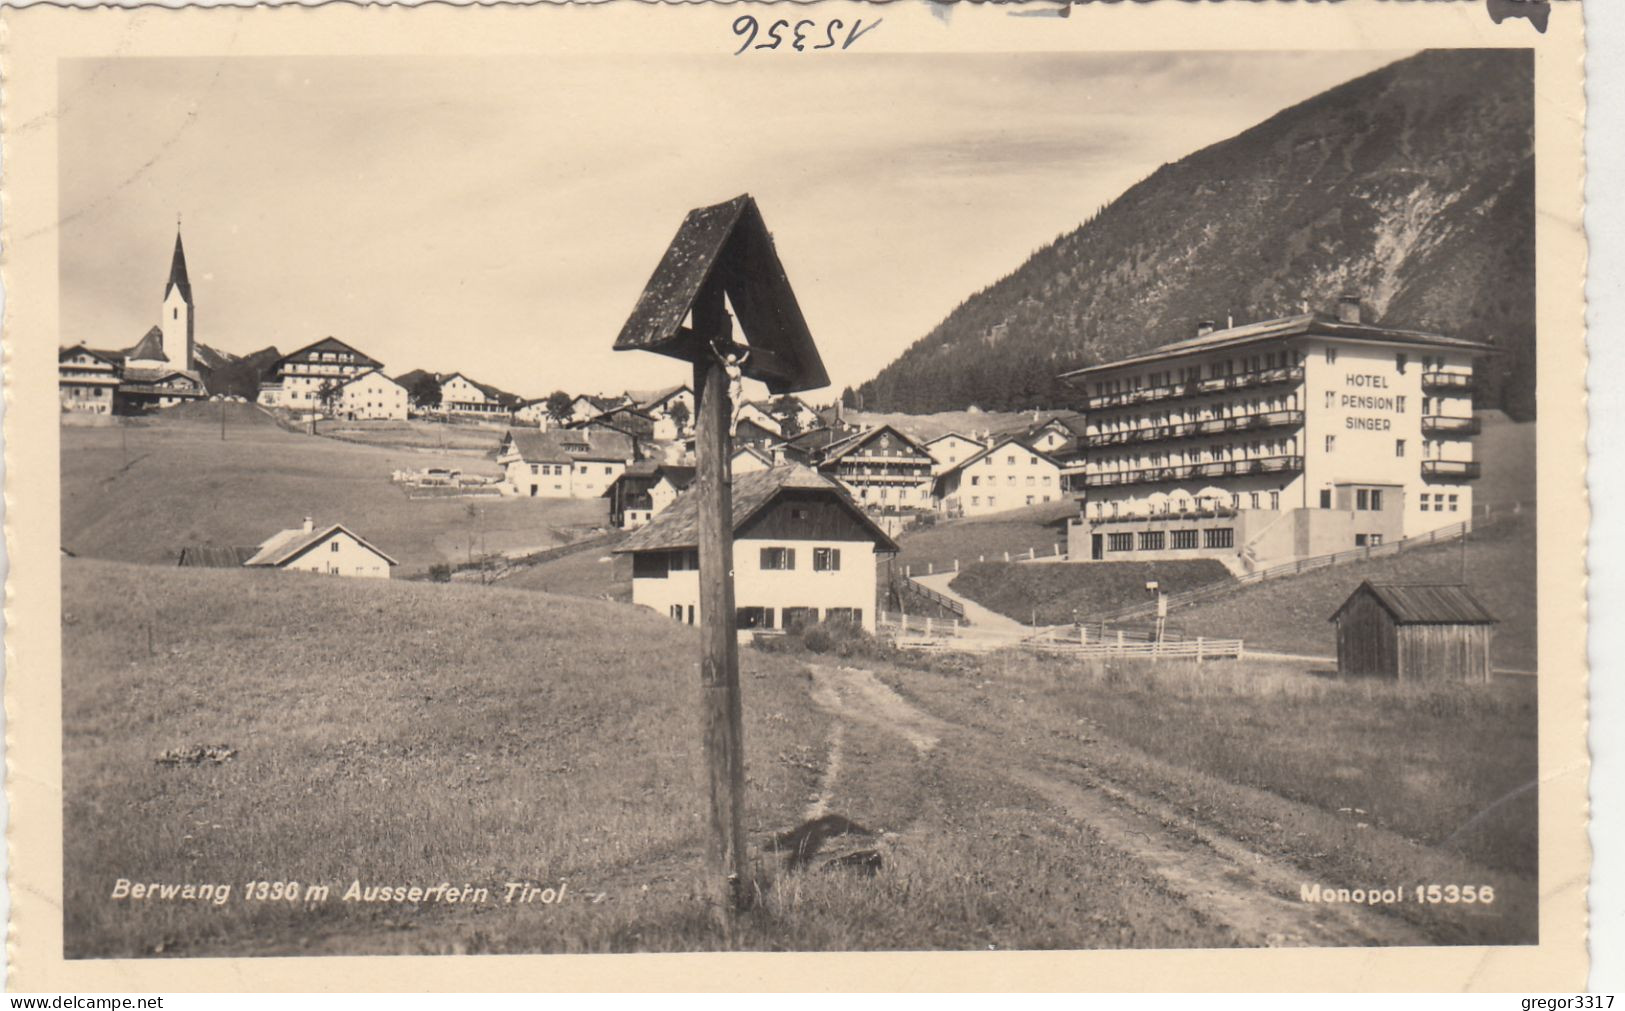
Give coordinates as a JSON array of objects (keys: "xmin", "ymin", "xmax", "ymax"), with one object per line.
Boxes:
[{"xmin": 691, "ymin": 285, "xmax": 749, "ymax": 914}]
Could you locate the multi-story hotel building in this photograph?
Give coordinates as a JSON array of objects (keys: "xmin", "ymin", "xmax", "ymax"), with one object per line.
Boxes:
[{"xmin": 1059, "ymin": 298, "xmax": 1491, "ymax": 571}]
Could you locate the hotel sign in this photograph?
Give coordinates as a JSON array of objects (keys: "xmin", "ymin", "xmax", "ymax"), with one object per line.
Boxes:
[{"xmin": 1329, "ymin": 373, "xmax": 1406, "ymax": 432}]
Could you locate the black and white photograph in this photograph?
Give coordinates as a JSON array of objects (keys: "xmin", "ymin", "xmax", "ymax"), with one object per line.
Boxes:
[{"xmin": 3, "ymin": 0, "xmax": 1592, "ymax": 990}]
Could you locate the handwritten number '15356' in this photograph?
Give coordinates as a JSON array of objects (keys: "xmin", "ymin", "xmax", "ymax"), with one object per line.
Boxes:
[{"xmin": 732, "ymin": 16, "xmax": 882, "ymax": 55}]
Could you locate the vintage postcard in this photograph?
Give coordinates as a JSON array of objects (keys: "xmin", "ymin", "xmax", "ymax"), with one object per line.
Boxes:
[{"xmin": 1, "ymin": 0, "xmax": 1590, "ymax": 992}]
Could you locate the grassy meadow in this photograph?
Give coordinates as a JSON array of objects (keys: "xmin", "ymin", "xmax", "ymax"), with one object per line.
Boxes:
[
  {"xmin": 878, "ymin": 652, "xmax": 1538, "ymax": 944},
  {"xmin": 950, "ymin": 558, "xmax": 1231, "ymax": 627},
  {"xmin": 890, "ymin": 500, "xmax": 1075, "ymax": 577},
  {"xmin": 61, "ymin": 408, "xmax": 606, "ymax": 575},
  {"xmin": 315, "ymin": 416, "xmax": 510, "ymax": 454}
]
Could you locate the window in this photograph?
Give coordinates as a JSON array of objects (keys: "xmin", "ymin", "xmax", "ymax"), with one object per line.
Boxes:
[
  {"xmin": 971, "ymin": 476, "xmax": 980, "ymax": 486},
  {"xmin": 1325, "ymin": 435, "xmax": 1336, "ymax": 453},
  {"xmin": 1025, "ymin": 495, "xmax": 1035, "ymax": 506},
  {"xmin": 735, "ymin": 607, "xmax": 775, "ymax": 630},
  {"xmin": 1370, "ymin": 534, "xmax": 1384, "ymax": 546},
  {"xmin": 971, "ymin": 496, "xmax": 981, "ymax": 507},
  {"xmin": 825, "ymin": 607, "xmax": 862, "ymax": 627},
  {"xmin": 1357, "ymin": 489, "xmax": 1370, "ymax": 511},
  {"xmin": 687, "ymin": 605, "xmax": 695, "ymax": 625},
  {"xmin": 760, "ymin": 547, "xmax": 795, "ymax": 571},
  {"xmin": 1270, "ymin": 491, "xmax": 1280, "ymax": 510},
  {"xmin": 530, "ymin": 464, "xmax": 539, "ymax": 475},
  {"xmin": 1138, "ymin": 531, "xmax": 1165, "ymax": 551},
  {"xmin": 1449, "ymin": 494, "xmax": 1459, "ymax": 512},
  {"xmin": 782, "ymin": 607, "xmax": 819, "ymax": 631},
  {"xmin": 1396, "ymin": 353, "xmax": 1408, "ymax": 374},
  {"xmin": 1172, "ymin": 529, "xmax": 1199, "ymax": 550},
  {"xmin": 670, "ymin": 604, "xmax": 683, "ymax": 621},
  {"xmin": 1249, "ymin": 492, "xmax": 1260, "ymax": 509},
  {"xmin": 668, "ymin": 549, "xmax": 699, "ymax": 571},
  {"xmin": 1421, "ymin": 496, "xmax": 1431, "ymax": 512},
  {"xmin": 1204, "ymin": 528, "xmax": 1235, "ymax": 549},
  {"xmin": 605, "ymin": 466, "xmax": 613, "ymax": 475},
  {"xmin": 1320, "ymin": 489, "xmax": 1332, "ymax": 509},
  {"xmin": 1006, "ymin": 475, "xmax": 1015, "ymax": 486},
  {"xmin": 633, "ymin": 553, "xmax": 669, "ymax": 579},
  {"xmin": 1355, "ymin": 534, "xmax": 1368, "ymax": 547},
  {"xmin": 1026, "ymin": 476, "xmax": 1035, "ymax": 486},
  {"xmin": 1396, "ymin": 439, "xmax": 1406, "ymax": 458},
  {"xmin": 987, "ymin": 496, "xmax": 997, "ymax": 508},
  {"xmin": 813, "ymin": 547, "xmax": 842, "ymax": 572},
  {"xmin": 1325, "ymin": 347, "xmax": 1337, "ymax": 365},
  {"xmin": 1107, "ymin": 533, "xmax": 1133, "ymax": 552},
  {"xmin": 1371, "ymin": 489, "xmax": 1384, "ymax": 511}
]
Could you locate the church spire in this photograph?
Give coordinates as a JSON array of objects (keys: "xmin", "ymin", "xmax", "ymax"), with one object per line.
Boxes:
[{"xmin": 165, "ymin": 225, "xmax": 192, "ymax": 305}]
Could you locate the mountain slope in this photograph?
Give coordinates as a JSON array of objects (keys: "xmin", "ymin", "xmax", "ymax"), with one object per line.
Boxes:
[
  {"xmin": 856, "ymin": 49, "xmax": 1535, "ymax": 419},
  {"xmin": 197, "ymin": 343, "xmax": 281, "ymax": 398}
]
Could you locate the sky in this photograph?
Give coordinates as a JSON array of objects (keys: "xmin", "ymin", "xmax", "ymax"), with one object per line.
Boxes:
[{"xmin": 58, "ymin": 50, "xmax": 1408, "ymax": 402}]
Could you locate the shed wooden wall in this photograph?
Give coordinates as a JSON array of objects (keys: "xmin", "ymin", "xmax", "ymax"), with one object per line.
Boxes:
[
  {"xmin": 1335, "ymin": 593, "xmax": 1399, "ymax": 678},
  {"xmin": 1397, "ymin": 623, "xmax": 1493, "ymax": 683}
]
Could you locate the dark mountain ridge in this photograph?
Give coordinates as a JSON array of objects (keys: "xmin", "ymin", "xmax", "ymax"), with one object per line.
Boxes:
[{"xmin": 855, "ymin": 49, "xmax": 1535, "ymax": 420}]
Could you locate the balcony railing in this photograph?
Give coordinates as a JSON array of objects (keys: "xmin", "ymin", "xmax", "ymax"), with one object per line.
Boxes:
[
  {"xmin": 1420, "ymin": 370, "xmax": 1475, "ymax": 393},
  {"xmin": 1084, "ymin": 455, "xmax": 1304, "ymax": 488},
  {"xmin": 1421, "ymin": 459, "xmax": 1482, "ymax": 480},
  {"xmin": 1086, "ymin": 506, "xmax": 1241, "ymax": 526},
  {"xmin": 1085, "ymin": 366, "xmax": 1304, "ymax": 411},
  {"xmin": 1421, "ymin": 415, "xmax": 1482, "ymax": 437},
  {"xmin": 1085, "ymin": 409, "xmax": 1304, "ymax": 448}
]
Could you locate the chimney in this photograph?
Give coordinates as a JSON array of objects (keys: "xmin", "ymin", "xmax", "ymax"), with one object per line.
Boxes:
[
  {"xmin": 302, "ymin": 516, "xmax": 314, "ymax": 533},
  {"xmin": 1196, "ymin": 320, "xmax": 1217, "ymax": 337},
  {"xmin": 1336, "ymin": 295, "xmax": 1363, "ymax": 324}
]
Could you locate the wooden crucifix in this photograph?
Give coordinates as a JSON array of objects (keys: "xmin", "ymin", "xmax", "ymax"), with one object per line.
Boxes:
[{"xmin": 613, "ymin": 194, "xmax": 829, "ymax": 914}]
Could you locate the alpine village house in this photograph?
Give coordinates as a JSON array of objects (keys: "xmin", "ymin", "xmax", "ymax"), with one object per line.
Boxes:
[{"xmin": 618, "ymin": 464, "xmax": 899, "ymax": 634}]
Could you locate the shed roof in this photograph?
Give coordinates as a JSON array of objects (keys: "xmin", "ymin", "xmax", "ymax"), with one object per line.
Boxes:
[
  {"xmin": 1331, "ymin": 582, "xmax": 1497, "ymax": 626},
  {"xmin": 613, "ymin": 194, "xmax": 829, "ymax": 395},
  {"xmin": 177, "ymin": 545, "xmax": 256, "ymax": 568},
  {"xmin": 502, "ymin": 427, "xmax": 636, "ymax": 465},
  {"xmin": 614, "ymin": 463, "xmax": 899, "ymax": 555}
]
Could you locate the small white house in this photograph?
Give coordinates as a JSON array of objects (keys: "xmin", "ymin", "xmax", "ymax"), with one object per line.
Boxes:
[
  {"xmin": 497, "ymin": 428, "xmax": 636, "ymax": 498},
  {"xmin": 924, "ymin": 432, "xmax": 986, "ymax": 475},
  {"xmin": 243, "ymin": 517, "xmax": 398, "ymax": 579},
  {"xmin": 933, "ymin": 436, "xmax": 1063, "ymax": 517},
  {"xmin": 338, "ymin": 369, "xmax": 409, "ymax": 421},
  {"xmin": 617, "ymin": 464, "xmax": 899, "ymax": 634}
]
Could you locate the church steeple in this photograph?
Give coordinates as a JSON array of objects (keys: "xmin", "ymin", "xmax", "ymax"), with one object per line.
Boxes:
[
  {"xmin": 160, "ymin": 223, "xmax": 195, "ymax": 372},
  {"xmin": 165, "ymin": 227, "xmax": 192, "ymax": 305}
]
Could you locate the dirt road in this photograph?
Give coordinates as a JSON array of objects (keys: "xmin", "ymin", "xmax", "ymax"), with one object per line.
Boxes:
[{"xmin": 807, "ymin": 664, "xmax": 1430, "ymax": 948}]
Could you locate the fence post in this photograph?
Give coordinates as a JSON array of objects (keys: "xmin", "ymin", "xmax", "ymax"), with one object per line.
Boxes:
[
  {"xmin": 1028, "ymin": 547, "xmax": 1036, "ymax": 560},
  {"xmin": 904, "ymin": 565, "xmax": 910, "ymax": 577},
  {"xmin": 925, "ymin": 616, "xmax": 933, "ymax": 637},
  {"xmin": 1004, "ymin": 550, "xmax": 1010, "ymax": 562},
  {"xmin": 954, "ymin": 558, "xmax": 960, "ymax": 573},
  {"xmin": 1197, "ymin": 637, "xmax": 1205, "ymax": 662},
  {"xmin": 928, "ymin": 562, "xmax": 934, "ymax": 575}
]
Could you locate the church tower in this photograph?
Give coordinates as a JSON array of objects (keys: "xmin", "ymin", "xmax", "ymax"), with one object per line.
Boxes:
[{"xmin": 160, "ymin": 227, "xmax": 194, "ymax": 372}]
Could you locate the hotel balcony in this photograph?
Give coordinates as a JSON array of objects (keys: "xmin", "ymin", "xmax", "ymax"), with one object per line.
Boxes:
[
  {"xmin": 1085, "ymin": 409, "xmax": 1304, "ymax": 449},
  {"xmin": 1083, "ymin": 454, "xmax": 1304, "ymax": 488},
  {"xmin": 1420, "ymin": 370, "xmax": 1475, "ymax": 393},
  {"xmin": 1087, "ymin": 505, "xmax": 1240, "ymax": 526},
  {"xmin": 1085, "ymin": 366, "xmax": 1304, "ymax": 411},
  {"xmin": 1421, "ymin": 415, "xmax": 1482, "ymax": 437},
  {"xmin": 1421, "ymin": 459, "xmax": 1482, "ymax": 480}
]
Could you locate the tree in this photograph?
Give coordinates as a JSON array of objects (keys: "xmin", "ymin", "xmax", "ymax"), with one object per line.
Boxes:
[
  {"xmin": 545, "ymin": 390, "xmax": 574, "ymax": 425},
  {"xmin": 840, "ymin": 386, "xmax": 860, "ymax": 409},
  {"xmin": 770, "ymin": 395, "xmax": 802, "ymax": 437},
  {"xmin": 668, "ymin": 399, "xmax": 691, "ymax": 434},
  {"xmin": 316, "ymin": 379, "xmax": 343, "ymax": 417},
  {"xmin": 409, "ymin": 374, "xmax": 442, "ymax": 411}
]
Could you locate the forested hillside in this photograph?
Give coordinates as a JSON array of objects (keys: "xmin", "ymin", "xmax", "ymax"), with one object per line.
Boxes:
[{"xmin": 856, "ymin": 49, "xmax": 1535, "ymax": 420}]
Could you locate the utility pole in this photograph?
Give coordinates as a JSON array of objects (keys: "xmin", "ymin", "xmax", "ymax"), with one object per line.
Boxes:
[{"xmin": 691, "ymin": 280, "xmax": 749, "ymax": 914}]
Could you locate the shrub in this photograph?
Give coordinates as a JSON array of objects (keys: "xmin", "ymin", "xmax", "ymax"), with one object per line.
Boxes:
[{"xmin": 427, "ymin": 563, "xmax": 453, "ymax": 583}]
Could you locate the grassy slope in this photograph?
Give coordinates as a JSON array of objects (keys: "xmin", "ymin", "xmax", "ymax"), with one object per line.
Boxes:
[
  {"xmin": 949, "ymin": 559, "xmax": 1232, "ymax": 627},
  {"xmin": 315, "ymin": 417, "xmax": 511, "ymax": 454},
  {"xmin": 497, "ymin": 542, "xmax": 632, "ymax": 601},
  {"xmin": 61, "ymin": 560, "xmax": 826, "ymax": 957},
  {"xmin": 61, "ymin": 409, "xmax": 606, "ymax": 575},
  {"xmin": 891, "ymin": 500, "xmax": 1075, "ymax": 577},
  {"xmin": 1176, "ymin": 512, "xmax": 1537, "ymax": 669}
]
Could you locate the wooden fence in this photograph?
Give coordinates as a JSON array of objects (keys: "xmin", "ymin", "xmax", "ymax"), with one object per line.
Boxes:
[
  {"xmin": 892, "ymin": 575, "xmax": 967, "ymax": 620},
  {"xmin": 877, "ymin": 611, "xmax": 963, "ymax": 638}
]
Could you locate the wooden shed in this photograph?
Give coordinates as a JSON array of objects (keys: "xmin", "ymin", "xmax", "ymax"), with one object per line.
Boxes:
[{"xmin": 1330, "ymin": 582, "xmax": 1496, "ymax": 682}]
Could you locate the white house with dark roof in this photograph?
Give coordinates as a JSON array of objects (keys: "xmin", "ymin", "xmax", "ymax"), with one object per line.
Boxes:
[
  {"xmin": 932, "ymin": 436, "xmax": 1063, "ymax": 517},
  {"xmin": 439, "ymin": 373, "xmax": 521, "ymax": 421},
  {"xmin": 338, "ymin": 369, "xmax": 409, "ymax": 421},
  {"xmin": 497, "ymin": 428, "xmax": 637, "ymax": 498},
  {"xmin": 243, "ymin": 517, "xmax": 398, "ymax": 579},
  {"xmin": 816, "ymin": 424, "xmax": 936, "ymax": 512},
  {"xmin": 616, "ymin": 464, "xmax": 899, "ymax": 634}
]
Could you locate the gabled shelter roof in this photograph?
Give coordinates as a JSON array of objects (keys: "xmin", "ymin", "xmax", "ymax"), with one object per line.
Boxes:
[
  {"xmin": 1330, "ymin": 581, "xmax": 1497, "ymax": 625},
  {"xmin": 613, "ymin": 194, "xmax": 829, "ymax": 395},
  {"xmin": 244, "ymin": 523, "xmax": 399, "ymax": 568}
]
